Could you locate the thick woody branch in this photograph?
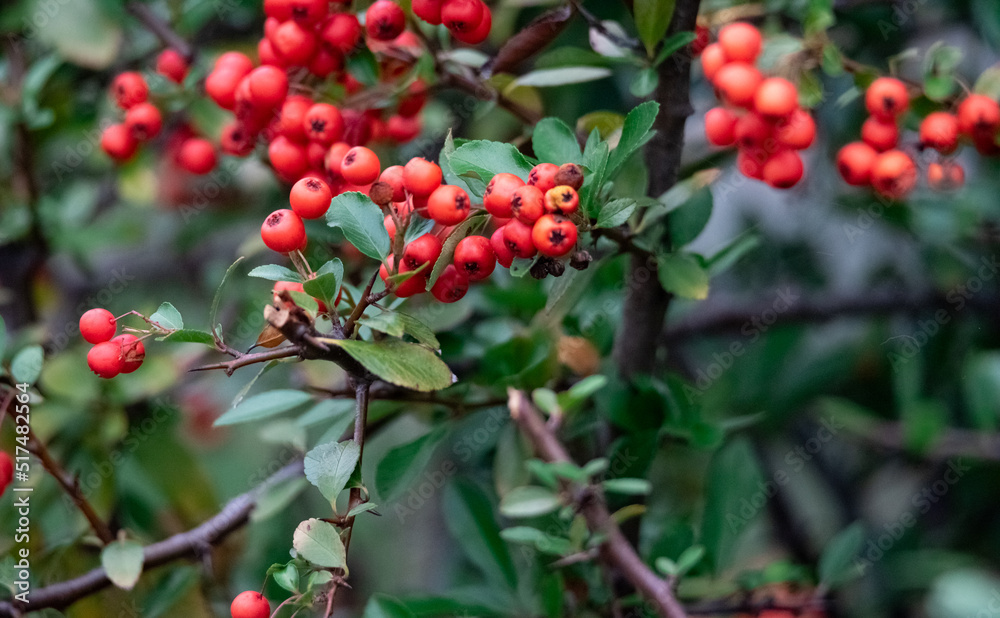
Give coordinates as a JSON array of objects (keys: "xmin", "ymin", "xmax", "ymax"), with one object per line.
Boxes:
[{"xmin": 507, "ymin": 390, "xmax": 687, "ymax": 618}]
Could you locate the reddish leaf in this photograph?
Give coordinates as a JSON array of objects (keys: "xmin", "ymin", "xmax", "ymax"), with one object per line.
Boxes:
[{"xmin": 482, "ymin": 4, "xmax": 576, "ymax": 77}]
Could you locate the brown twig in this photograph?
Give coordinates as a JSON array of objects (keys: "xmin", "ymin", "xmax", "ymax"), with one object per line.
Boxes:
[
  {"xmin": 189, "ymin": 346, "xmax": 302, "ymax": 375},
  {"xmin": 507, "ymin": 390, "xmax": 688, "ymax": 618},
  {"xmin": 126, "ymin": 2, "xmax": 194, "ymax": 60}
]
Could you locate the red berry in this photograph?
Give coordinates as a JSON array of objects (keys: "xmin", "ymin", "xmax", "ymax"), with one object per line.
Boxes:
[
  {"xmin": 309, "ymin": 47, "xmax": 343, "ymax": 78},
  {"xmin": 258, "ymin": 38, "xmax": 286, "ymax": 67},
  {"xmin": 865, "ymin": 77, "xmax": 909, "ymax": 120},
  {"xmin": 484, "ymin": 172, "xmax": 524, "ymax": 218},
  {"xmin": 366, "ymin": 0, "xmax": 406, "ymax": 41},
  {"xmin": 531, "ymin": 214, "xmax": 577, "ymax": 257},
  {"xmin": 774, "ymin": 109, "xmax": 816, "ymax": 150},
  {"xmin": 0, "ymin": 452, "xmax": 12, "ymax": 496},
  {"xmin": 341, "ymin": 146, "xmax": 381, "ymax": 185},
  {"xmin": 527, "ymin": 163, "xmax": 559, "ymax": 194},
  {"xmin": 718, "ymin": 22, "xmax": 762, "ymax": 63},
  {"xmin": 80, "ymin": 308, "xmax": 117, "ymax": 344},
  {"xmin": 490, "ymin": 226, "xmax": 515, "ymax": 268},
  {"xmin": 957, "ymin": 94, "xmax": 1000, "ymax": 138},
  {"xmin": 303, "ymin": 103, "xmax": 344, "ymax": 145},
  {"xmin": 454, "ymin": 235, "xmax": 496, "ymax": 281},
  {"xmin": 919, "ymin": 112, "xmax": 959, "ymax": 154},
  {"xmin": 754, "ymin": 77, "xmax": 799, "ymax": 117},
  {"xmin": 261, "ymin": 209, "xmax": 307, "ymax": 253},
  {"xmin": 215, "ymin": 52, "xmax": 255, "ymax": 75},
  {"xmin": 836, "ymin": 142, "xmax": 878, "ymax": 186},
  {"xmin": 705, "ymin": 107, "xmax": 738, "ymax": 147},
  {"xmin": 714, "ymin": 62, "xmax": 763, "ymax": 108},
  {"xmin": 221, "ymin": 121, "xmax": 256, "ymax": 156},
  {"xmin": 691, "ymin": 22, "xmax": 710, "ymax": 56},
  {"xmin": 324, "ymin": 141, "xmax": 352, "ymax": 178},
  {"xmin": 701, "ymin": 43, "xmax": 727, "ymax": 82},
  {"xmin": 870, "ymin": 150, "xmax": 917, "ymax": 200},
  {"xmin": 737, "ymin": 148, "xmax": 766, "ymax": 180},
  {"xmin": 734, "ymin": 112, "xmax": 772, "ymax": 149},
  {"xmin": 177, "ymin": 138, "xmax": 217, "ymax": 175},
  {"xmin": 502, "ymin": 219, "xmax": 536, "ymax": 259},
  {"xmin": 110, "ymin": 72, "xmax": 148, "ymax": 109},
  {"xmin": 290, "ymin": 177, "xmax": 332, "ymax": 219},
  {"xmin": 452, "ymin": 4, "xmax": 491, "ymax": 44},
  {"xmin": 156, "ymin": 48, "xmax": 189, "ymax": 83},
  {"xmin": 403, "ymin": 158, "xmax": 443, "ymax": 196},
  {"xmin": 380, "ymin": 255, "xmax": 427, "ymax": 297},
  {"xmin": 101, "ymin": 124, "xmax": 138, "ymax": 162},
  {"xmin": 270, "ymin": 136, "xmax": 310, "ymax": 182},
  {"xmin": 206, "ymin": 69, "xmax": 244, "ymax": 110},
  {"xmin": 762, "ymin": 150, "xmax": 803, "ymax": 189},
  {"xmin": 273, "ymin": 20, "xmax": 319, "ymax": 66},
  {"xmin": 248, "ymin": 66, "xmax": 289, "ymax": 109},
  {"xmin": 124, "ymin": 102, "xmax": 163, "ymax": 141},
  {"xmin": 441, "ymin": 0, "xmax": 484, "ymax": 33},
  {"xmin": 384, "ymin": 215, "xmax": 397, "ymax": 240},
  {"xmin": 861, "ymin": 116, "xmax": 899, "ymax": 152},
  {"xmin": 398, "ymin": 80, "xmax": 429, "ymax": 117},
  {"xmin": 510, "ymin": 184, "xmax": 545, "ymax": 224},
  {"xmin": 379, "ymin": 165, "xmax": 406, "ymax": 202},
  {"xmin": 427, "ymin": 184, "xmax": 471, "ymax": 225},
  {"xmin": 277, "ymin": 95, "xmax": 314, "ymax": 142},
  {"xmin": 544, "ymin": 185, "xmax": 580, "ymax": 215},
  {"xmin": 431, "ymin": 264, "xmax": 470, "ymax": 303},
  {"xmin": 403, "ymin": 234, "xmax": 443, "ymax": 270},
  {"xmin": 264, "ymin": 0, "xmax": 293, "ymax": 21},
  {"xmin": 274, "ymin": 280, "xmax": 329, "ymax": 312},
  {"xmin": 288, "ymin": 0, "xmax": 327, "ymax": 26},
  {"xmin": 231, "ymin": 591, "xmax": 270, "ymax": 618},
  {"xmin": 413, "ymin": 0, "xmax": 443, "ymax": 25},
  {"xmin": 112, "ymin": 334, "xmax": 145, "ymax": 374},
  {"xmin": 386, "ymin": 114, "xmax": 421, "ymax": 142},
  {"xmin": 88, "ymin": 341, "xmax": 125, "ymax": 379},
  {"xmin": 927, "ymin": 161, "xmax": 965, "ymax": 191},
  {"xmin": 322, "ymin": 13, "xmax": 363, "ymax": 53}
]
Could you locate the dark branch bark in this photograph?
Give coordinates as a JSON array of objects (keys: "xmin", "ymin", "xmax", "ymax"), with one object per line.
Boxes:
[
  {"xmin": 0, "ymin": 460, "xmax": 303, "ymax": 616},
  {"xmin": 126, "ymin": 2, "xmax": 194, "ymax": 61},
  {"xmin": 613, "ymin": 0, "xmax": 702, "ymax": 379},
  {"xmin": 508, "ymin": 390, "xmax": 687, "ymax": 618}
]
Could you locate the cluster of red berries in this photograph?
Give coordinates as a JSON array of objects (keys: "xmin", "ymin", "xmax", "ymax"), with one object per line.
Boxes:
[
  {"xmin": 101, "ymin": 71, "xmax": 163, "ymax": 162},
  {"xmin": 837, "ymin": 77, "xmax": 1000, "ymax": 198},
  {"xmin": 0, "ymin": 452, "xmax": 13, "ymax": 497},
  {"xmin": 411, "ymin": 0, "xmax": 492, "ymax": 45},
  {"xmin": 230, "ymin": 590, "xmax": 270, "ymax": 618},
  {"xmin": 701, "ymin": 22, "xmax": 816, "ymax": 189},
  {"xmin": 80, "ymin": 308, "xmax": 146, "ymax": 379}
]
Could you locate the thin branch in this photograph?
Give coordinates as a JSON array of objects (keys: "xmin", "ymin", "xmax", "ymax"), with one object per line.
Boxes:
[
  {"xmin": 189, "ymin": 346, "xmax": 302, "ymax": 375},
  {"xmin": 0, "ymin": 460, "xmax": 304, "ymax": 615},
  {"xmin": 309, "ymin": 383, "xmax": 505, "ymax": 412},
  {"xmin": 439, "ymin": 70, "xmax": 543, "ymax": 126},
  {"xmin": 507, "ymin": 390, "xmax": 687, "ymax": 618},
  {"xmin": 342, "ymin": 271, "xmax": 380, "ymax": 337},
  {"xmin": 126, "ymin": 2, "xmax": 194, "ymax": 60}
]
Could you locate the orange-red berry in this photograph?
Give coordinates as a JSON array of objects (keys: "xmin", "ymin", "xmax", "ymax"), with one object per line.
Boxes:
[
  {"xmin": 714, "ymin": 62, "xmax": 763, "ymax": 108},
  {"xmin": 861, "ymin": 116, "xmax": 899, "ymax": 152},
  {"xmin": 544, "ymin": 185, "xmax": 579, "ymax": 215},
  {"xmin": 527, "ymin": 163, "xmax": 559, "ymax": 193},
  {"xmin": 836, "ymin": 142, "xmax": 879, "ymax": 186},
  {"xmin": 290, "ymin": 177, "xmax": 332, "ymax": 219},
  {"xmin": 453, "ymin": 235, "xmax": 495, "ymax": 281},
  {"xmin": 717, "ymin": 22, "xmax": 762, "ymax": 63},
  {"xmin": 531, "ymin": 214, "xmax": 578, "ymax": 257},
  {"xmin": 230, "ymin": 591, "xmax": 270, "ymax": 618},
  {"xmin": 762, "ymin": 150, "xmax": 804, "ymax": 189},
  {"xmin": 261, "ymin": 209, "xmax": 307, "ymax": 253},
  {"xmin": 483, "ymin": 173, "xmax": 524, "ymax": 217},
  {"xmin": 754, "ymin": 78, "xmax": 799, "ymax": 117},
  {"xmin": 341, "ymin": 146, "xmax": 381, "ymax": 185},
  {"xmin": 705, "ymin": 107, "xmax": 739, "ymax": 147},
  {"xmin": 427, "ymin": 184, "xmax": 471, "ymax": 225},
  {"xmin": 80, "ymin": 308, "xmax": 117, "ymax": 344},
  {"xmin": 865, "ymin": 77, "xmax": 909, "ymax": 120},
  {"xmin": 919, "ymin": 112, "xmax": 959, "ymax": 154},
  {"xmin": 927, "ymin": 161, "xmax": 965, "ymax": 191},
  {"xmin": 870, "ymin": 150, "xmax": 917, "ymax": 200},
  {"xmin": 403, "ymin": 157, "xmax": 443, "ymax": 196}
]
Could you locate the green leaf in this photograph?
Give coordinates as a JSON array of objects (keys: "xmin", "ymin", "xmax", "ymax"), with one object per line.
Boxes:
[
  {"xmin": 532, "ymin": 388, "xmax": 560, "ymax": 415},
  {"xmin": 637, "ymin": 169, "xmax": 718, "ymax": 233},
  {"xmin": 500, "ymin": 526, "xmax": 573, "ymax": 555},
  {"xmin": 394, "ymin": 312, "xmax": 440, "ymax": 349},
  {"xmin": 214, "ymin": 390, "xmax": 313, "ymax": 426},
  {"xmin": 675, "ymin": 545, "xmax": 705, "ymax": 576},
  {"xmin": 705, "ymin": 232, "xmax": 761, "ymax": 277},
  {"xmin": 580, "ymin": 137, "xmax": 610, "ymax": 217},
  {"xmin": 326, "ymin": 192, "xmax": 392, "ymax": 261},
  {"xmin": 595, "ymin": 198, "xmax": 637, "ymax": 229},
  {"xmin": 347, "ymin": 502, "xmax": 380, "ymax": 517},
  {"xmin": 248, "ymin": 264, "xmax": 302, "ymax": 283},
  {"xmin": 655, "ymin": 557, "xmax": 678, "ymax": 577},
  {"xmin": 560, "ymin": 375, "xmax": 609, "ymax": 412},
  {"xmin": 510, "ymin": 66, "xmax": 612, "ymax": 89},
  {"xmin": 499, "ymin": 486, "xmax": 562, "ymax": 518},
  {"xmin": 252, "ymin": 477, "xmax": 309, "ymax": 522},
  {"xmin": 293, "ymin": 519, "xmax": 347, "ymax": 569},
  {"xmin": 359, "ymin": 312, "xmax": 405, "ymax": 337},
  {"xmin": 211, "ymin": 257, "xmax": 245, "ymax": 341},
  {"xmin": 150, "ymin": 302, "xmax": 183, "ymax": 331},
  {"xmin": 10, "ymin": 345, "xmax": 44, "ymax": 385},
  {"xmin": 634, "ymin": 0, "xmax": 676, "ymax": 57},
  {"xmin": 818, "ymin": 522, "xmax": 866, "ymax": 587},
  {"xmin": 700, "ymin": 437, "xmax": 765, "ymax": 573},
  {"xmin": 630, "ymin": 67, "xmax": 659, "ymax": 98},
  {"xmin": 669, "ymin": 185, "xmax": 713, "ymax": 247},
  {"xmin": 509, "ymin": 256, "xmax": 539, "ymax": 278},
  {"xmin": 161, "ymin": 329, "xmax": 215, "ymax": 346},
  {"xmin": 303, "ymin": 258, "xmax": 344, "ymax": 310},
  {"xmin": 532, "ymin": 118, "xmax": 582, "ymax": 165},
  {"xmin": 375, "ymin": 425, "xmax": 448, "ymax": 500},
  {"xmin": 305, "ymin": 440, "xmax": 361, "ymax": 504},
  {"xmin": 443, "ymin": 480, "xmax": 518, "ymax": 589},
  {"xmin": 654, "ymin": 31, "xmax": 697, "ymax": 66},
  {"xmin": 272, "ymin": 562, "xmax": 298, "ymax": 593},
  {"xmin": 448, "ymin": 141, "xmax": 534, "ymax": 196},
  {"xmin": 602, "ymin": 478, "xmax": 652, "ymax": 495},
  {"xmin": 363, "ymin": 594, "xmax": 417, "ymax": 618},
  {"xmin": 974, "ymin": 63, "xmax": 1000, "ymax": 99},
  {"xmin": 32, "ymin": 0, "xmax": 122, "ymax": 69},
  {"xmin": 329, "ymin": 338, "xmax": 454, "ymax": 392},
  {"xmin": 101, "ymin": 538, "xmax": 144, "ymax": 591},
  {"xmin": 608, "ymin": 101, "xmax": 659, "ymax": 174},
  {"xmin": 657, "ymin": 254, "xmax": 709, "ymax": 300}
]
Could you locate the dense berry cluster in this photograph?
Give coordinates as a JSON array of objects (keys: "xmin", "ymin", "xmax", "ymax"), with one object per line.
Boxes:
[
  {"xmin": 411, "ymin": 0, "xmax": 492, "ymax": 44},
  {"xmin": 837, "ymin": 78, "xmax": 1000, "ymax": 198},
  {"xmin": 701, "ymin": 22, "xmax": 815, "ymax": 189},
  {"xmin": 80, "ymin": 308, "xmax": 146, "ymax": 379},
  {"xmin": 101, "ymin": 72, "xmax": 163, "ymax": 162}
]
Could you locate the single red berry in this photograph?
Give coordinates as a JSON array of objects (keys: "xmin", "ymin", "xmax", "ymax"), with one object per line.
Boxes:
[
  {"xmin": 919, "ymin": 112, "xmax": 959, "ymax": 154},
  {"xmin": 309, "ymin": 47, "xmax": 343, "ymax": 78},
  {"xmin": 527, "ymin": 163, "xmax": 559, "ymax": 194},
  {"xmin": 441, "ymin": 0, "xmax": 484, "ymax": 33},
  {"xmin": 261, "ymin": 209, "xmax": 307, "ymax": 253},
  {"xmin": 452, "ymin": 4, "xmax": 491, "ymax": 44},
  {"xmin": 379, "ymin": 165, "xmax": 406, "ymax": 202},
  {"xmin": 288, "ymin": 0, "xmax": 327, "ymax": 26},
  {"xmin": 701, "ymin": 43, "xmax": 727, "ymax": 82},
  {"xmin": 124, "ymin": 102, "xmax": 163, "ymax": 141},
  {"xmin": 386, "ymin": 114, "xmax": 421, "ymax": 143},
  {"xmin": 510, "ymin": 185, "xmax": 545, "ymax": 224},
  {"xmin": 101, "ymin": 124, "xmax": 139, "ymax": 162},
  {"xmin": 248, "ymin": 66, "xmax": 289, "ymax": 109},
  {"xmin": 861, "ymin": 116, "xmax": 899, "ymax": 152},
  {"xmin": 230, "ymin": 591, "xmax": 270, "ymax": 618},
  {"xmin": 215, "ymin": 52, "xmax": 255, "ymax": 76},
  {"xmin": 398, "ymin": 80, "xmax": 429, "ymax": 118},
  {"xmin": 258, "ymin": 38, "xmax": 286, "ymax": 67},
  {"xmin": 957, "ymin": 94, "xmax": 1000, "ymax": 137},
  {"xmin": 0, "ymin": 452, "xmax": 12, "ymax": 496},
  {"xmin": 870, "ymin": 150, "xmax": 917, "ymax": 200},
  {"xmin": 503, "ymin": 219, "xmax": 536, "ymax": 259},
  {"xmin": 112, "ymin": 334, "xmax": 145, "ymax": 374},
  {"xmin": 340, "ymin": 146, "xmax": 381, "ymax": 185},
  {"xmin": 927, "ymin": 161, "xmax": 965, "ymax": 191},
  {"xmin": 403, "ymin": 234, "xmax": 443, "ymax": 270},
  {"xmin": 733, "ymin": 112, "xmax": 772, "ymax": 149},
  {"xmin": 754, "ymin": 77, "xmax": 799, "ymax": 117},
  {"xmin": 865, "ymin": 77, "xmax": 909, "ymax": 120},
  {"xmin": 690, "ymin": 22, "xmax": 710, "ymax": 56},
  {"xmin": 322, "ymin": 13, "xmax": 363, "ymax": 53},
  {"xmin": 206, "ymin": 69, "xmax": 245, "ymax": 110},
  {"xmin": 384, "ymin": 214, "xmax": 397, "ymax": 240},
  {"xmin": 836, "ymin": 142, "xmax": 878, "ymax": 186},
  {"xmin": 454, "ymin": 235, "xmax": 496, "ymax": 281},
  {"xmin": 737, "ymin": 147, "xmax": 766, "ymax": 180},
  {"xmin": 544, "ymin": 185, "xmax": 580, "ymax": 215},
  {"xmin": 156, "ymin": 48, "xmax": 189, "ymax": 83},
  {"xmin": 714, "ymin": 62, "xmax": 763, "ymax": 108},
  {"xmin": 380, "ymin": 255, "xmax": 427, "ymax": 297},
  {"xmin": 290, "ymin": 177, "xmax": 333, "ymax": 219},
  {"xmin": 490, "ymin": 226, "xmax": 515, "ymax": 268},
  {"xmin": 303, "ymin": 103, "xmax": 344, "ymax": 145},
  {"xmin": 80, "ymin": 308, "xmax": 117, "ymax": 344},
  {"xmin": 277, "ymin": 95, "xmax": 314, "ymax": 142},
  {"xmin": 483, "ymin": 172, "xmax": 524, "ymax": 218},
  {"xmin": 774, "ymin": 108, "xmax": 816, "ymax": 150},
  {"xmin": 272, "ymin": 20, "xmax": 319, "ymax": 66},
  {"xmin": 427, "ymin": 184, "xmax": 471, "ymax": 225},
  {"xmin": 177, "ymin": 138, "xmax": 217, "ymax": 175},
  {"xmin": 324, "ymin": 141, "xmax": 352, "ymax": 179},
  {"xmin": 264, "ymin": 0, "xmax": 293, "ymax": 21},
  {"xmin": 270, "ymin": 136, "xmax": 310, "ymax": 182},
  {"xmin": 403, "ymin": 157, "xmax": 443, "ymax": 196},
  {"xmin": 305, "ymin": 140, "xmax": 328, "ymax": 169},
  {"xmin": 705, "ymin": 107, "xmax": 738, "ymax": 147},
  {"xmin": 220, "ymin": 121, "xmax": 256, "ymax": 156},
  {"xmin": 88, "ymin": 341, "xmax": 125, "ymax": 379},
  {"xmin": 718, "ymin": 22, "xmax": 762, "ymax": 63},
  {"xmin": 762, "ymin": 150, "xmax": 804, "ymax": 189},
  {"xmin": 413, "ymin": 0, "xmax": 443, "ymax": 25},
  {"xmin": 431, "ymin": 264, "xmax": 470, "ymax": 303},
  {"xmin": 531, "ymin": 214, "xmax": 577, "ymax": 257},
  {"xmin": 111, "ymin": 72, "xmax": 148, "ymax": 109},
  {"xmin": 366, "ymin": 0, "xmax": 406, "ymax": 41}
]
